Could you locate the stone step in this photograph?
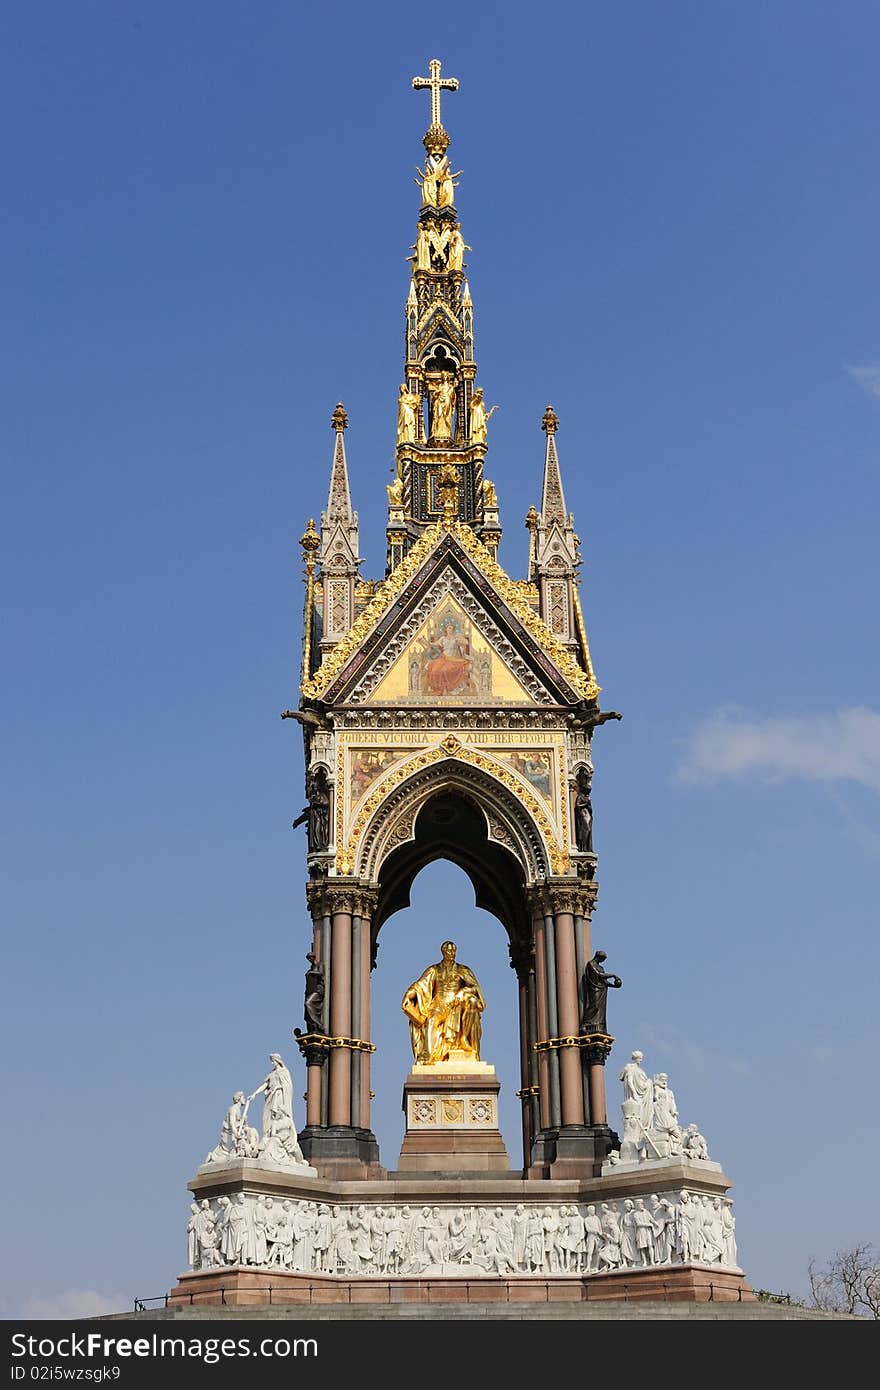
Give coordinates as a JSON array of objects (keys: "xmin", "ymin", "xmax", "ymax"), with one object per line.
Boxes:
[{"xmin": 117, "ymin": 1300, "xmax": 861, "ymax": 1321}]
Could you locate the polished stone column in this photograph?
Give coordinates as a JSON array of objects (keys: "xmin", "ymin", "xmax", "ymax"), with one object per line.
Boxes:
[
  {"xmin": 553, "ymin": 906, "xmax": 585, "ymax": 1127},
  {"xmin": 542, "ymin": 908, "xmax": 562, "ymax": 1129},
  {"xmin": 358, "ymin": 911, "xmax": 372, "ymax": 1131},
  {"xmin": 588, "ymin": 1053, "xmax": 609, "ymax": 1126},
  {"xmin": 574, "ymin": 913, "xmax": 590, "ymax": 1120},
  {"xmin": 532, "ymin": 912, "xmax": 551, "ymax": 1133},
  {"xmin": 517, "ymin": 973, "xmax": 532, "ymax": 1166},
  {"xmin": 304, "ymin": 929, "xmax": 324, "ymax": 1130},
  {"xmin": 319, "ymin": 913, "xmax": 331, "ymax": 1128},
  {"xmin": 349, "ymin": 912, "xmax": 362, "ymax": 1128},
  {"xmin": 328, "ymin": 902, "xmax": 353, "ymax": 1127},
  {"xmin": 301, "ymin": 883, "xmax": 381, "ymax": 1172}
]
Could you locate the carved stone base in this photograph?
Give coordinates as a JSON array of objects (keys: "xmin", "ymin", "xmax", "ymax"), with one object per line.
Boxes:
[
  {"xmin": 528, "ymin": 1124, "xmax": 620, "ymax": 1179},
  {"xmin": 397, "ymin": 1066, "xmax": 511, "ymax": 1173},
  {"xmin": 169, "ymin": 1265, "xmax": 754, "ymax": 1309},
  {"xmin": 179, "ymin": 1163, "xmax": 747, "ymax": 1308},
  {"xmin": 298, "ymin": 1126, "xmax": 384, "ymax": 1180}
]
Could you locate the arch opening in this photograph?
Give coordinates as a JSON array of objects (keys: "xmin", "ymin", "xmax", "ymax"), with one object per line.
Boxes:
[
  {"xmin": 368, "ymin": 855, "xmax": 523, "ymax": 1172},
  {"xmin": 373, "ymin": 790, "xmax": 530, "ymax": 971}
]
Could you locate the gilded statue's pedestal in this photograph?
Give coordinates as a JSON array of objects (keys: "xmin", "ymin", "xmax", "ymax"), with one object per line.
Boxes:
[{"xmin": 397, "ymin": 1061, "xmax": 512, "ymax": 1172}]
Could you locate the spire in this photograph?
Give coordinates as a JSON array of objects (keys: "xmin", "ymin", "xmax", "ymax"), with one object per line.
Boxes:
[
  {"xmin": 385, "ymin": 59, "xmax": 500, "ymax": 568},
  {"xmin": 325, "ymin": 402, "xmax": 353, "ymax": 522},
  {"xmin": 318, "ymin": 404, "xmax": 359, "ymax": 649},
  {"xmin": 529, "ymin": 407, "xmax": 580, "ymax": 652},
  {"xmin": 540, "ymin": 405, "xmax": 568, "ymax": 523}
]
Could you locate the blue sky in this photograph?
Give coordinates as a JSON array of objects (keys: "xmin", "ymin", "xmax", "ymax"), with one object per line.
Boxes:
[{"xmin": 2, "ymin": 1, "xmax": 878, "ymax": 1317}]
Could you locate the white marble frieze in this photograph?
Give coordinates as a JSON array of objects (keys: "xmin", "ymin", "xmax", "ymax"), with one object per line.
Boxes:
[{"xmin": 186, "ymin": 1190, "xmax": 738, "ymax": 1278}]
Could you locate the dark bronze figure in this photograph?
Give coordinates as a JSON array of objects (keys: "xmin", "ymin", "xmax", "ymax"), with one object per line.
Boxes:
[{"xmin": 580, "ymin": 950, "xmax": 622, "ymax": 1033}]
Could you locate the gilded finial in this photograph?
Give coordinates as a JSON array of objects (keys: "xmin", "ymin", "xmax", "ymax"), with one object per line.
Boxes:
[
  {"xmin": 423, "ymin": 126, "xmax": 450, "ymax": 157},
  {"xmin": 300, "ymin": 517, "xmax": 320, "ymax": 556},
  {"xmin": 412, "ymin": 59, "xmax": 459, "ymax": 150},
  {"xmin": 542, "ymin": 405, "xmax": 559, "ymax": 434},
  {"xmin": 525, "ymin": 504, "xmax": 539, "ymax": 530},
  {"xmin": 331, "ymin": 402, "xmax": 348, "ymax": 432}
]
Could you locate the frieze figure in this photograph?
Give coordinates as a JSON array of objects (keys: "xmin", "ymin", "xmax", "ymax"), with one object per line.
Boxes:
[
  {"xmin": 631, "ymin": 1198, "xmax": 657, "ymax": 1266},
  {"xmin": 651, "ymin": 1194, "xmax": 676, "ymax": 1264},
  {"xmin": 583, "ymin": 1204, "xmax": 603, "ymax": 1273}
]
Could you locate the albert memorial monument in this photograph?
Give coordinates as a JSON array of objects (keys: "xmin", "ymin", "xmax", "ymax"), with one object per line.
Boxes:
[{"xmin": 169, "ymin": 60, "xmax": 753, "ymax": 1309}]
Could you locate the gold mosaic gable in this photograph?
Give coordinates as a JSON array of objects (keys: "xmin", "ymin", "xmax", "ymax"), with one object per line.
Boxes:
[
  {"xmin": 368, "ymin": 593, "xmax": 537, "ymax": 706},
  {"xmin": 301, "ymin": 521, "xmax": 598, "ymax": 704}
]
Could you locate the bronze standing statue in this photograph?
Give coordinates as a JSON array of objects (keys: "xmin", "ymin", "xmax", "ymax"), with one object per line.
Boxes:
[
  {"xmin": 574, "ymin": 767, "xmax": 594, "ymax": 853},
  {"xmin": 303, "ymin": 951, "xmax": 326, "ymax": 1034},
  {"xmin": 293, "ymin": 768, "xmax": 331, "ymax": 854},
  {"xmin": 580, "ymin": 950, "xmax": 622, "ymax": 1034}
]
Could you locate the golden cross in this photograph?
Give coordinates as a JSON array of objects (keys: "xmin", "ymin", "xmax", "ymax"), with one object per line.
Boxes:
[{"xmin": 412, "ymin": 58, "xmax": 459, "ymax": 129}]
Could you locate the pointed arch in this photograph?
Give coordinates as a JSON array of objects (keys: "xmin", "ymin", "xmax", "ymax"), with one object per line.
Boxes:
[{"xmin": 355, "ymin": 754, "xmax": 553, "ymax": 887}]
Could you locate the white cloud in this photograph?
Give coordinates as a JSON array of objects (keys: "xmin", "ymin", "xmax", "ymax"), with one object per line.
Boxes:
[
  {"xmin": 13, "ymin": 1289, "xmax": 128, "ymax": 1320},
  {"xmin": 678, "ymin": 706, "xmax": 880, "ymax": 793},
  {"xmin": 641, "ymin": 1025, "xmax": 752, "ymax": 1079},
  {"xmin": 846, "ymin": 363, "xmax": 880, "ymax": 399}
]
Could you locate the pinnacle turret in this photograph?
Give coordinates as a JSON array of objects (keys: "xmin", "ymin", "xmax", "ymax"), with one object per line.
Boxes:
[
  {"xmin": 529, "ymin": 408, "xmax": 582, "ymax": 654},
  {"xmin": 324, "ymin": 403, "xmax": 353, "ymax": 523},
  {"xmin": 539, "ymin": 405, "xmax": 569, "ymax": 524},
  {"xmin": 318, "ymin": 403, "xmax": 359, "ymax": 648}
]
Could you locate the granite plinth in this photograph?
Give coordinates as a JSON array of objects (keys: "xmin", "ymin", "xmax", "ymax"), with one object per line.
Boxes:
[
  {"xmin": 170, "ymin": 1265, "xmax": 754, "ymax": 1309},
  {"xmin": 397, "ymin": 1065, "xmax": 511, "ymax": 1173}
]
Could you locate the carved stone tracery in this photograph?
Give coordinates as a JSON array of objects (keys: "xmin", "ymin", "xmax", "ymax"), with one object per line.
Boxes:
[{"xmin": 353, "ymin": 758, "xmax": 552, "ymax": 884}]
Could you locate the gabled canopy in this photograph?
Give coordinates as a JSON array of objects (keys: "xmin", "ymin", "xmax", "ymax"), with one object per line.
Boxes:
[{"xmin": 301, "ymin": 520, "xmax": 599, "ymax": 707}]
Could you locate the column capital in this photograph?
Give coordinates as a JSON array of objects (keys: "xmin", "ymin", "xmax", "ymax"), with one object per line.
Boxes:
[
  {"xmin": 306, "ymin": 880, "xmax": 378, "ymax": 918},
  {"xmin": 293, "ymin": 1029, "xmax": 331, "ymax": 1067},
  {"xmin": 526, "ymin": 883, "xmax": 598, "ymax": 918},
  {"xmin": 582, "ymin": 1033, "xmax": 615, "ymax": 1066}
]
